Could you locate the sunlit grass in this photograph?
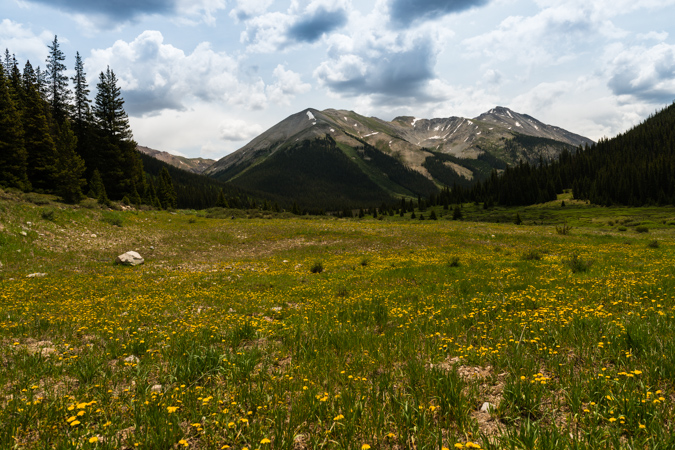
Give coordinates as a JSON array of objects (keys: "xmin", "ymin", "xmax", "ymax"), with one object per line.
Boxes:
[{"xmin": 1, "ymin": 193, "xmax": 674, "ymax": 449}]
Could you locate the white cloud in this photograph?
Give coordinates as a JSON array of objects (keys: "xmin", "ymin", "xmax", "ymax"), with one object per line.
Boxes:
[
  {"xmin": 219, "ymin": 119, "xmax": 265, "ymax": 141},
  {"xmin": 267, "ymin": 64, "xmax": 312, "ymax": 105},
  {"xmin": 175, "ymin": 0, "xmax": 228, "ymax": 26},
  {"xmin": 240, "ymin": 0, "xmax": 351, "ymax": 52},
  {"xmin": 606, "ymin": 42, "xmax": 675, "ymax": 104},
  {"xmin": 0, "ymin": 19, "xmax": 53, "ymax": 65},
  {"xmin": 229, "ymin": 0, "xmax": 275, "ymax": 22},
  {"xmin": 86, "ymin": 31, "xmax": 309, "ymax": 116}
]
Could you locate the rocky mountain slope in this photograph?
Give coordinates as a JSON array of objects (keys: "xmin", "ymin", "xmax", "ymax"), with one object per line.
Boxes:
[
  {"xmin": 137, "ymin": 146, "xmax": 215, "ymax": 175},
  {"xmin": 202, "ymin": 107, "xmax": 593, "ymax": 208}
]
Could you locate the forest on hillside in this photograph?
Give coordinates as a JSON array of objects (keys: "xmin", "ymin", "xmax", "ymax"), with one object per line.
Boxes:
[{"xmin": 0, "ymin": 39, "xmax": 251, "ymax": 211}]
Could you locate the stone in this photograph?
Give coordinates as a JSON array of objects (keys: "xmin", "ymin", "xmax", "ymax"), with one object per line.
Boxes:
[
  {"xmin": 20, "ymin": 231, "xmax": 27, "ymax": 236},
  {"xmin": 116, "ymin": 251, "xmax": 144, "ymax": 266},
  {"xmin": 27, "ymin": 273, "xmax": 47, "ymax": 278},
  {"xmin": 151, "ymin": 384, "xmax": 163, "ymax": 393},
  {"xmin": 91, "ymin": 234, "xmax": 97, "ymax": 238},
  {"xmin": 480, "ymin": 402, "xmax": 494, "ymax": 412},
  {"xmin": 124, "ymin": 355, "xmax": 139, "ymax": 363}
]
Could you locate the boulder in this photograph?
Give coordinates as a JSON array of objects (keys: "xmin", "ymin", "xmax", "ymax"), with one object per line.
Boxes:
[{"xmin": 116, "ymin": 251, "xmax": 144, "ymax": 266}]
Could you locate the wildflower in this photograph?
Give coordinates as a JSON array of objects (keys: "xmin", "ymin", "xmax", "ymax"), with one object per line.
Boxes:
[
  {"xmin": 454, "ymin": 444, "xmax": 464, "ymax": 449},
  {"xmin": 361, "ymin": 445, "xmax": 371, "ymax": 450},
  {"xmin": 89, "ymin": 437, "xmax": 98, "ymax": 443},
  {"xmin": 167, "ymin": 406, "xmax": 179, "ymax": 413},
  {"xmin": 178, "ymin": 440, "xmax": 188, "ymax": 447},
  {"xmin": 639, "ymin": 424, "xmax": 646, "ymax": 429},
  {"xmin": 333, "ymin": 414, "xmax": 344, "ymax": 421},
  {"xmin": 261, "ymin": 438, "xmax": 271, "ymax": 444},
  {"xmin": 70, "ymin": 420, "xmax": 81, "ymax": 426}
]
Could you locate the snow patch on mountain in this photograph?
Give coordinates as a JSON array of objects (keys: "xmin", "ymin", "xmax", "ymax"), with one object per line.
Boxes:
[{"xmin": 306, "ymin": 111, "xmax": 315, "ymax": 121}]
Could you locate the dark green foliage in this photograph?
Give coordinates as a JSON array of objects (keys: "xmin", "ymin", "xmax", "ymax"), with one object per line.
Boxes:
[
  {"xmin": 565, "ymin": 254, "xmax": 592, "ymax": 273},
  {"xmin": 0, "ymin": 65, "xmax": 30, "ymax": 190},
  {"xmin": 54, "ymin": 120, "xmax": 86, "ymax": 203},
  {"xmin": 449, "ymin": 256, "xmax": 460, "ymax": 267},
  {"xmin": 635, "ymin": 226, "xmax": 649, "ymax": 233},
  {"xmin": 472, "ymin": 102, "xmax": 675, "ymax": 207},
  {"xmin": 452, "ymin": 205, "xmax": 462, "ymax": 220},
  {"xmin": 228, "ymin": 136, "xmax": 394, "ymax": 210},
  {"xmin": 88, "ymin": 169, "xmax": 109, "ymax": 205},
  {"xmin": 429, "ymin": 209, "xmax": 437, "ymax": 220},
  {"xmin": 647, "ymin": 240, "xmax": 660, "ymax": 248},
  {"xmin": 156, "ymin": 167, "xmax": 177, "ymax": 210},
  {"xmin": 45, "ymin": 36, "xmax": 71, "ymax": 123},
  {"xmin": 310, "ymin": 261, "xmax": 324, "ymax": 274},
  {"xmin": 514, "ymin": 213, "xmax": 523, "ymax": 225}
]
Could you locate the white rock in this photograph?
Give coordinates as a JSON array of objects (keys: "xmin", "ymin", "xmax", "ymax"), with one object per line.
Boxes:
[
  {"xmin": 480, "ymin": 402, "xmax": 494, "ymax": 412},
  {"xmin": 151, "ymin": 384, "xmax": 163, "ymax": 393},
  {"xmin": 116, "ymin": 251, "xmax": 144, "ymax": 266},
  {"xmin": 124, "ymin": 355, "xmax": 139, "ymax": 363},
  {"xmin": 27, "ymin": 273, "xmax": 47, "ymax": 278},
  {"xmin": 91, "ymin": 234, "xmax": 97, "ymax": 238},
  {"xmin": 20, "ymin": 231, "xmax": 27, "ymax": 236}
]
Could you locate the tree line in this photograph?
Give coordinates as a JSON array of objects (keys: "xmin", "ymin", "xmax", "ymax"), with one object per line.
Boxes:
[{"xmin": 0, "ymin": 37, "xmax": 253, "ymax": 211}]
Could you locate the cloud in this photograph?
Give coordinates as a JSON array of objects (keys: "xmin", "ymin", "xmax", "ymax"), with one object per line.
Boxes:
[
  {"xmin": 240, "ymin": 0, "xmax": 351, "ymax": 52},
  {"xmin": 0, "ymin": 20, "xmax": 53, "ymax": 65},
  {"xmin": 219, "ymin": 119, "xmax": 265, "ymax": 141},
  {"xmin": 86, "ymin": 31, "xmax": 306, "ymax": 116},
  {"xmin": 462, "ymin": 1, "xmax": 631, "ymax": 69},
  {"xmin": 388, "ymin": 0, "xmax": 491, "ymax": 28},
  {"xmin": 607, "ymin": 43, "xmax": 675, "ymax": 104},
  {"xmin": 287, "ymin": 6, "xmax": 349, "ymax": 43},
  {"xmin": 267, "ymin": 65, "xmax": 312, "ymax": 105},
  {"xmin": 24, "ymin": 0, "xmax": 226, "ymax": 28},
  {"xmin": 229, "ymin": 0, "xmax": 275, "ymax": 22},
  {"xmin": 510, "ymin": 81, "xmax": 574, "ymax": 113},
  {"xmin": 314, "ymin": 30, "xmax": 437, "ymax": 101}
]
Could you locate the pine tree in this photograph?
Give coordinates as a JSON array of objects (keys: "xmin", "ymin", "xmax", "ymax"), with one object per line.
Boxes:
[
  {"xmin": 93, "ymin": 66, "xmax": 142, "ymax": 199},
  {"xmin": 54, "ymin": 120, "xmax": 86, "ymax": 203},
  {"xmin": 156, "ymin": 167, "xmax": 177, "ymax": 209},
  {"xmin": 452, "ymin": 205, "xmax": 462, "ymax": 220},
  {"xmin": 215, "ymin": 188, "xmax": 228, "ymax": 207},
  {"xmin": 45, "ymin": 36, "xmax": 71, "ymax": 123},
  {"xmin": 0, "ymin": 65, "xmax": 30, "ymax": 190},
  {"xmin": 87, "ymin": 169, "xmax": 109, "ymax": 204},
  {"xmin": 71, "ymin": 51, "xmax": 94, "ymax": 166},
  {"xmin": 23, "ymin": 73, "xmax": 59, "ymax": 191}
]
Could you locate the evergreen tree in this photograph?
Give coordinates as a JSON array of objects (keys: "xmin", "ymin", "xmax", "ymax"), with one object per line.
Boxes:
[
  {"xmin": 93, "ymin": 66, "xmax": 142, "ymax": 198},
  {"xmin": 45, "ymin": 36, "xmax": 71, "ymax": 123},
  {"xmin": 452, "ymin": 205, "xmax": 462, "ymax": 220},
  {"xmin": 71, "ymin": 51, "xmax": 94, "ymax": 166},
  {"xmin": 87, "ymin": 169, "xmax": 109, "ymax": 204},
  {"xmin": 0, "ymin": 65, "xmax": 30, "ymax": 190},
  {"xmin": 54, "ymin": 120, "xmax": 86, "ymax": 203},
  {"xmin": 215, "ymin": 188, "xmax": 228, "ymax": 207},
  {"xmin": 156, "ymin": 167, "xmax": 177, "ymax": 209},
  {"xmin": 22, "ymin": 73, "xmax": 59, "ymax": 191}
]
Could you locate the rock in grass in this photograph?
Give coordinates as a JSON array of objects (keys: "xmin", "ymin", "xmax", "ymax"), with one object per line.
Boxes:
[
  {"xmin": 116, "ymin": 251, "xmax": 144, "ymax": 266},
  {"xmin": 480, "ymin": 402, "xmax": 494, "ymax": 412},
  {"xmin": 27, "ymin": 273, "xmax": 47, "ymax": 278}
]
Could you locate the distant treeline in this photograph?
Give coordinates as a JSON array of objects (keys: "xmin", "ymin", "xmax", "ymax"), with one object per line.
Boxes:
[{"xmin": 443, "ymin": 102, "xmax": 675, "ymax": 208}]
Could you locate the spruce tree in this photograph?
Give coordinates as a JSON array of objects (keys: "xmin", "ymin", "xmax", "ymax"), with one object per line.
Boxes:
[
  {"xmin": 54, "ymin": 120, "xmax": 86, "ymax": 203},
  {"xmin": 88, "ymin": 169, "xmax": 109, "ymax": 204},
  {"xmin": 45, "ymin": 36, "xmax": 71, "ymax": 123},
  {"xmin": 93, "ymin": 66, "xmax": 142, "ymax": 199},
  {"xmin": 22, "ymin": 72, "xmax": 59, "ymax": 191},
  {"xmin": 156, "ymin": 167, "xmax": 177, "ymax": 209},
  {"xmin": 0, "ymin": 65, "xmax": 30, "ymax": 190}
]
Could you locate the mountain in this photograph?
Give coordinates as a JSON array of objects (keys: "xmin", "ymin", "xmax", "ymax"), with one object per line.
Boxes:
[
  {"xmin": 469, "ymin": 101, "xmax": 675, "ymax": 207},
  {"xmin": 137, "ymin": 145, "xmax": 215, "ymax": 175},
  {"xmin": 205, "ymin": 107, "xmax": 594, "ymax": 209}
]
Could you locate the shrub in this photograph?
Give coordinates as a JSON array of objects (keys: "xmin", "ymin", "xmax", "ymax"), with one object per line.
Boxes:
[
  {"xmin": 565, "ymin": 254, "xmax": 592, "ymax": 273},
  {"xmin": 101, "ymin": 212, "xmax": 123, "ymax": 227},
  {"xmin": 449, "ymin": 256, "xmax": 460, "ymax": 267},
  {"xmin": 555, "ymin": 222, "xmax": 572, "ymax": 235},
  {"xmin": 336, "ymin": 285, "xmax": 348, "ymax": 297},
  {"xmin": 360, "ymin": 257, "xmax": 369, "ymax": 267},
  {"xmin": 522, "ymin": 249, "xmax": 543, "ymax": 261},
  {"xmin": 310, "ymin": 261, "xmax": 324, "ymax": 274},
  {"xmin": 80, "ymin": 198, "xmax": 99, "ymax": 209},
  {"xmin": 635, "ymin": 226, "xmax": 649, "ymax": 233},
  {"xmin": 618, "ymin": 226, "xmax": 627, "ymax": 231},
  {"xmin": 40, "ymin": 208, "xmax": 55, "ymax": 221},
  {"xmin": 514, "ymin": 213, "xmax": 523, "ymax": 225},
  {"xmin": 24, "ymin": 193, "xmax": 50, "ymax": 205},
  {"xmin": 647, "ymin": 240, "xmax": 660, "ymax": 248}
]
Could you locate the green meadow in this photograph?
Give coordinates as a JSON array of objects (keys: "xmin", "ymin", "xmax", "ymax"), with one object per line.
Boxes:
[{"xmin": 1, "ymin": 189, "xmax": 675, "ymax": 449}]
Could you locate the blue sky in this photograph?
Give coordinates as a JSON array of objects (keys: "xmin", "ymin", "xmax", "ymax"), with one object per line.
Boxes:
[{"xmin": 3, "ymin": 0, "xmax": 675, "ymax": 159}]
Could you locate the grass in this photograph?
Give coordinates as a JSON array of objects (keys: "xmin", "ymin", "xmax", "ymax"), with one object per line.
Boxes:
[{"xmin": 1, "ymin": 190, "xmax": 675, "ymax": 449}]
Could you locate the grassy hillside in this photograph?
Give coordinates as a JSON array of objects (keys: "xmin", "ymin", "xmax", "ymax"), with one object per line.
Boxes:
[{"xmin": 2, "ymin": 190, "xmax": 675, "ymax": 449}]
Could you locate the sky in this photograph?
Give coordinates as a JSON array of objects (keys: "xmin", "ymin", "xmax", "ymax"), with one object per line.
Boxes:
[{"xmin": 2, "ymin": 0, "xmax": 675, "ymax": 160}]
